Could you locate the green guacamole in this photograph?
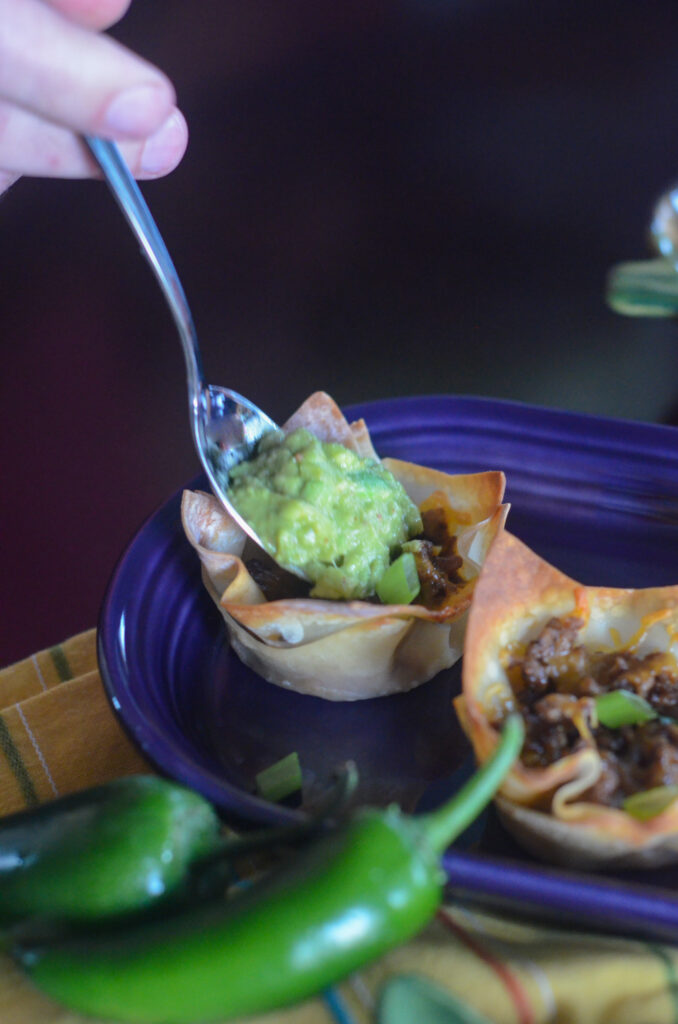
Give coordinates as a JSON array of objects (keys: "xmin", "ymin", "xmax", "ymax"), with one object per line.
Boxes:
[{"xmin": 228, "ymin": 428, "xmax": 422, "ymax": 600}]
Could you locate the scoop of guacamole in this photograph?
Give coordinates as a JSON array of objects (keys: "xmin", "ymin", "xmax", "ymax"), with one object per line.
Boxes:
[{"xmin": 228, "ymin": 428, "xmax": 422, "ymax": 600}]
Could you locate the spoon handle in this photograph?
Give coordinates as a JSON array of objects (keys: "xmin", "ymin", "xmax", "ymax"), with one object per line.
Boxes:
[{"xmin": 84, "ymin": 136, "xmax": 205, "ymax": 398}]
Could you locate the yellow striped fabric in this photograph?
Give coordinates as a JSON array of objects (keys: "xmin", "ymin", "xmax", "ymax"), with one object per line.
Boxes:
[{"xmin": 0, "ymin": 630, "xmax": 150, "ymax": 817}]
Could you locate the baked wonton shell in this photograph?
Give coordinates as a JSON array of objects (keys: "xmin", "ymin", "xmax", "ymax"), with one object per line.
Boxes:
[
  {"xmin": 182, "ymin": 391, "xmax": 508, "ymax": 701},
  {"xmin": 456, "ymin": 530, "xmax": 678, "ymax": 868}
]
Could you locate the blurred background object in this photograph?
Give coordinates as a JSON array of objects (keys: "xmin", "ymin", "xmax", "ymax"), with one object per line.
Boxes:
[
  {"xmin": 606, "ymin": 187, "xmax": 678, "ymax": 316},
  {"xmin": 2, "ymin": 0, "xmax": 678, "ymax": 665}
]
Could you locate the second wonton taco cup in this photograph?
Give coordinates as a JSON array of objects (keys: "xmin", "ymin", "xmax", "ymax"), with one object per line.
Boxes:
[
  {"xmin": 456, "ymin": 530, "xmax": 678, "ymax": 869},
  {"xmin": 182, "ymin": 392, "xmax": 508, "ymax": 701}
]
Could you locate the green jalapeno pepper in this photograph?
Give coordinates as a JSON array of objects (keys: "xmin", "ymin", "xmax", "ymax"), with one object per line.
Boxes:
[
  {"xmin": 15, "ymin": 716, "xmax": 523, "ymax": 1024},
  {"xmin": 0, "ymin": 775, "xmax": 220, "ymax": 926}
]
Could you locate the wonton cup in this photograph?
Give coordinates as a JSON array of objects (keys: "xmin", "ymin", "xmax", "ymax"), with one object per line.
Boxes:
[
  {"xmin": 456, "ymin": 530, "xmax": 678, "ymax": 869},
  {"xmin": 182, "ymin": 392, "xmax": 507, "ymax": 701}
]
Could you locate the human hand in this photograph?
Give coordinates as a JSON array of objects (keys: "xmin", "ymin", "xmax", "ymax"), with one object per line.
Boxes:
[{"xmin": 0, "ymin": 0, "xmax": 188, "ymax": 196}]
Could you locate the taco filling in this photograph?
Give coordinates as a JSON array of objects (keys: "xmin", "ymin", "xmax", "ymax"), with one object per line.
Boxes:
[
  {"xmin": 497, "ymin": 613, "xmax": 678, "ymax": 815},
  {"xmin": 240, "ymin": 476, "xmax": 468, "ymax": 611}
]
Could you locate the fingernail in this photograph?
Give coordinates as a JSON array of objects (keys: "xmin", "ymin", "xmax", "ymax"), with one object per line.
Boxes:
[
  {"xmin": 103, "ymin": 83, "xmax": 170, "ymax": 137},
  {"xmin": 139, "ymin": 110, "xmax": 187, "ymax": 175}
]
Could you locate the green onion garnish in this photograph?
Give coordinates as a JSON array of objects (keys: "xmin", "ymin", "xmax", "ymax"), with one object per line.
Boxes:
[
  {"xmin": 623, "ymin": 785, "xmax": 678, "ymax": 821},
  {"xmin": 594, "ymin": 690, "xmax": 657, "ymax": 728},
  {"xmin": 376, "ymin": 551, "xmax": 421, "ymax": 606},
  {"xmin": 255, "ymin": 752, "xmax": 303, "ymax": 803}
]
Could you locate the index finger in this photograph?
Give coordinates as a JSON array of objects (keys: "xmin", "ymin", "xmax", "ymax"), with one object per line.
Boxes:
[
  {"xmin": 39, "ymin": 0, "xmax": 132, "ymax": 31},
  {"xmin": 1, "ymin": 0, "xmax": 174, "ymax": 140}
]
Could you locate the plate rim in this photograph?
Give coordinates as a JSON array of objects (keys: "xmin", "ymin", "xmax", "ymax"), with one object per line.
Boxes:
[{"xmin": 97, "ymin": 393, "xmax": 678, "ymax": 939}]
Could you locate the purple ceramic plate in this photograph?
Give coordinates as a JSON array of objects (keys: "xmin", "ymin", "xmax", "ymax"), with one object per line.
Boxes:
[{"xmin": 98, "ymin": 395, "xmax": 678, "ymax": 941}]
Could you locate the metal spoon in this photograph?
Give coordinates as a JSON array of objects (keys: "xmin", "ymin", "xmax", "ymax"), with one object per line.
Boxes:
[{"xmin": 84, "ymin": 136, "xmax": 279, "ymax": 549}]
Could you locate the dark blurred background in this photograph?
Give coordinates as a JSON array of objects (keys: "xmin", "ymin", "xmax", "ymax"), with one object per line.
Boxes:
[{"xmin": 2, "ymin": 0, "xmax": 678, "ymax": 665}]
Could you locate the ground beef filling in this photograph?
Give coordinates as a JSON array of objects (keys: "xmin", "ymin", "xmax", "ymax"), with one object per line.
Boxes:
[
  {"xmin": 409, "ymin": 507, "xmax": 465, "ymax": 609},
  {"xmin": 246, "ymin": 558, "xmax": 310, "ymax": 601},
  {"xmin": 247, "ymin": 502, "xmax": 465, "ymax": 608},
  {"xmin": 505, "ymin": 615, "xmax": 678, "ymax": 807}
]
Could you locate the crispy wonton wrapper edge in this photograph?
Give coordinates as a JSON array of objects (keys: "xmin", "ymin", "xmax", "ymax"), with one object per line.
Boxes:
[
  {"xmin": 458, "ymin": 529, "xmax": 678, "ymax": 868},
  {"xmin": 182, "ymin": 391, "xmax": 508, "ymax": 701}
]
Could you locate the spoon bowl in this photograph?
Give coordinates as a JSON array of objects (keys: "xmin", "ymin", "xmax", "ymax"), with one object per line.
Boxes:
[
  {"xmin": 193, "ymin": 385, "xmax": 279, "ymax": 522},
  {"xmin": 84, "ymin": 137, "xmax": 279, "ymax": 551}
]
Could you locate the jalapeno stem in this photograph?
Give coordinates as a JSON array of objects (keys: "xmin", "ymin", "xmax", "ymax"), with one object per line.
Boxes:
[{"xmin": 418, "ymin": 714, "xmax": 524, "ymax": 855}]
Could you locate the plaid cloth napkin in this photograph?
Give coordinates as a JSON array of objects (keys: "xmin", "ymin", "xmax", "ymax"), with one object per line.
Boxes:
[{"xmin": 3, "ymin": 631, "xmax": 678, "ymax": 1024}]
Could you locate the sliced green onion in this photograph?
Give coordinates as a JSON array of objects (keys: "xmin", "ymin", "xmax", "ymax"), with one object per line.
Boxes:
[
  {"xmin": 255, "ymin": 752, "xmax": 302, "ymax": 803},
  {"xmin": 594, "ymin": 690, "xmax": 657, "ymax": 728},
  {"xmin": 623, "ymin": 785, "xmax": 678, "ymax": 821},
  {"xmin": 376, "ymin": 551, "xmax": 420, "ymax": 605}
]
